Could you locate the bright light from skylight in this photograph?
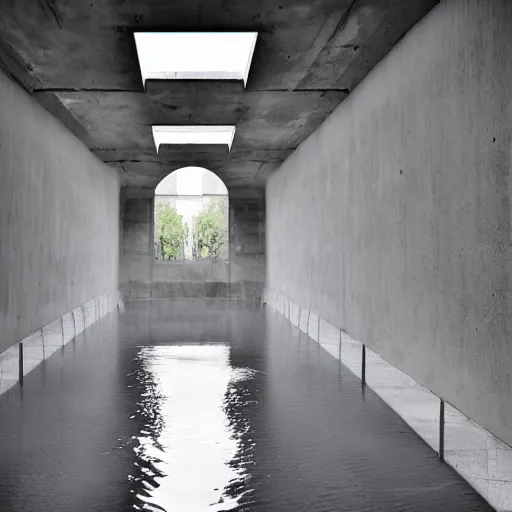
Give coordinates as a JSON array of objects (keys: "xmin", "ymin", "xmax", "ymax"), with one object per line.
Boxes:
[
  {"xmin": 152, "ymin": 126, "xmax": 236, "ymax": 153},
  {"xmin": 134, "ymin": 32, "xmax": 258, "ymax": 87}
]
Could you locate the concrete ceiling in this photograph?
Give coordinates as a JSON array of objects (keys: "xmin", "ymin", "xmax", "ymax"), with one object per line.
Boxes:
[{"xmin": 0, "ymin": 0, "xmax": 438, "ymax": 189}]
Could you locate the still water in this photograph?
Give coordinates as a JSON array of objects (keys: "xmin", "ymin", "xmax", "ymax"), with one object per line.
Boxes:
[{"xmin": 0, "ymin": 300, "xmax": 493, "ymax": 511}]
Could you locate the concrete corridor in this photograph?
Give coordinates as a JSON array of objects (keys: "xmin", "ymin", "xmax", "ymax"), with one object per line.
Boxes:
[
  {"xmin": 0, "ymin": 300, "xmax": 493, "ymax": 511},
  {"xmin": 1, "ymin": 0, "xmax": 512, "ymax": 510}
]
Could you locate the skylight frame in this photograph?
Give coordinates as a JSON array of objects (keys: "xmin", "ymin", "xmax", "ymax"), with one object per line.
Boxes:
[
  {"xmin": 151, "ymin": 125, "xmax": 236, "ymax": 153},
  {"xmin": 134, "ymin": 32, "xmax": 258, "ymax": 87}
]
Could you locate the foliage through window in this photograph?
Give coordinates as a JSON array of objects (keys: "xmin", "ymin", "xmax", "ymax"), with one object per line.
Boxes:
[
  {"xmin": 154, "ymin": 203, "xmax": 188, "ymax": 261},
  {"xmin": 154, "ymin": 167, "xmax": 228, "ymax": 262},
  {"xmin": 192, "ymin": 199, "xmax": 228, "ymax": 260}
]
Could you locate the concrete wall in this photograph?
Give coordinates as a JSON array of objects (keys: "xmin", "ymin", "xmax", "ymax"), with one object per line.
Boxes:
[
  {"xmin": 229, "ymin": 188, "xmax": 266, "ymax": 299},
  {"xmin": 0, "ymin": 68, "xmax": 120, "ymax": 353},
  {"xmin": 120, "ymin": 187, "xmax": 154, "ymax": 298},
  {"xmin": 120, "ymin": 186, "xmax": 264, "ymax": 300},
  {"xmin": 266, "ymin": 0, "xmax": 512, "ymax": 446}
]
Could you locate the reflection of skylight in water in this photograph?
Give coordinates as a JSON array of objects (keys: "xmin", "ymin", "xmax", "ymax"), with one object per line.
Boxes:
[
  {"xmin": 152, "ymin": 126, "xmax": 236, "ymax": 153},
  {"xmin": 134, "ymin": 32, "xmax": 258, "ymax": 87},
  {"xmin": 129, "ymin": 345, "xmax": 257, "ymax": 511}
]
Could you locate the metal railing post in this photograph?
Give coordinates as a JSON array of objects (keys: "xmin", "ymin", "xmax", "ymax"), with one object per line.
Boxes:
[
  {"xmin": 439, "ymin": 399, "xmax": 445, "ymax": 461},
  {"xmin": 61, "ymin": 315, "xmax": 65, "ymax": 346},
  {"xmin": 72, "ymin": 310, "xmax": 76, "ymax": 337},
  {"xmin": 361, "ymin": 345, "xmax": 366, "ymax": 384},
  {"xmin": 19, "ymin": 342, "xmax": 24, "ymax": 387}
]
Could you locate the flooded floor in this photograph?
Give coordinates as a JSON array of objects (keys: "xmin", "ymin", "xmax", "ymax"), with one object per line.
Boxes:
[{"xmin": 0, "ymin": 300, "xmax": 493, "ymax": 512}]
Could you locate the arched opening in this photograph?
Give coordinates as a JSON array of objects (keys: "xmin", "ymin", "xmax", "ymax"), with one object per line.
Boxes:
[{"xmin": 154, "ymin": 167, "xmax": 229, "ymax": 261}]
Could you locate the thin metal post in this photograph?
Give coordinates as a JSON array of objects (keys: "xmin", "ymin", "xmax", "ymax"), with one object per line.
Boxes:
[
  {"xmin": 41, "ymin": 328, "xmax": 45, "ymax": 360},
  {"xmin": 60, "ymin": 315, "xmax": 65, "ymax": 346},
  {"xmin": 317, "ymin": 316, "xmax": 321, "ymax": 344},
  {"xmin": 19, "ymin": 342, "xmax": 24, "ymax": 387},
  {"xmin": 72, "ymin": 310, "xmax": 76, "ymax": 337},
  {"xmin": 338, "ymin": 329, "xmax": 342, "ymax": 360},
  {"xmin": 361, "ymin": 344, "xmax": 366, "ymax": 384},
  {"xmin": 439, "ymin": 399, "xmax": 445, "ymax": 462}
]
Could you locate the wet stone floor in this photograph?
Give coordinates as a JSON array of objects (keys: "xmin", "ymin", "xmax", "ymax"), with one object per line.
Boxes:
[{"xmin": 0, "ymin": 300, "xmax": 494, "ymax": 512}]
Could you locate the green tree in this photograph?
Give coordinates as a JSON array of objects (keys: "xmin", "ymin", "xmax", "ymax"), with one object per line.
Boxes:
[
  {"xmin": 155, "ymin": 203, "xmax": 188, "ymax": 261},
  {"xmin": 192, "ymin": 198, "xmax": 228, "ymax": 260}
]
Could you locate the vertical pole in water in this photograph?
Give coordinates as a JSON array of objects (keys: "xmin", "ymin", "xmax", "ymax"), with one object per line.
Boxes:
[
  {"xmin": 317, "ymin": 316, "xmax": 320, "ymax": 344},
  {"xmin": 82, "ymin": 306, "xmax": 86, "ymax": 333},
  {"xmin": 361, "ymin": 345, "xmax": 366, "ymax": 384},
  {"xmin": 338, "ymin": 329, "xmax": 342, "ymax": 360},
  {"xmin": 439, "ymin": 399, "xmax": 445, "ymax": 462},
  {"xmin": 72, "ymin": 310, "xmax": 76, "ymax": 337},
  {"xmin": 19, "ymin": 342, "xmax": 24, "ymax": 387},
  {"xmin": 41, "ymin": 328, "xmax": 46, "ymax": 360}
]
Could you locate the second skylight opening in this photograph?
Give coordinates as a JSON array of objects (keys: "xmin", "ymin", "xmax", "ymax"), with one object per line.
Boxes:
[{"xmin": 152, "ymin": 126, "xmax": 236, "ymax": 153}]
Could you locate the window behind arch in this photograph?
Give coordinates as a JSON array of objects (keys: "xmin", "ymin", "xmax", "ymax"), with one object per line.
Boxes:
[{"xmin": 154, "ymin": 167, "xmax": 229, "ymax": 262}]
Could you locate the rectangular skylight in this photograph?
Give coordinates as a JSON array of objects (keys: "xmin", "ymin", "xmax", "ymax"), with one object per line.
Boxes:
[
  {"xmin": 134, "ymin": 32, "xmax": 258, "ymax": 87},
  {"xmin": 152, "ymin": 126, "xmax": 236, "ymax": 153}
]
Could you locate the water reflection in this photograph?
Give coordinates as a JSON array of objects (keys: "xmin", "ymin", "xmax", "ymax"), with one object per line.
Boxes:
[
  {"xmin": 126, "ymin": 347, "xmax": 166, "ymax": 511},
  {"xmin": 220, "ymin": 367, "xmax": 262, "ymax": 510},
  {"xmin": 0, "ymin": 301, "xmax": 495, "ymax": 512},
  {"xmin": 126, "ymin": 344, "xmax": 259, "ymax": 511}
]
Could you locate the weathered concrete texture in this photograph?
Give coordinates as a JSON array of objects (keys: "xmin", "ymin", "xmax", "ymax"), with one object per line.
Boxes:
[
  {"xmin": 0, "ymin": 68, "xmax": 121, "ymax": 353},
  {"xmin": 120, "ymin": 188, "xmax": 154, "ymax": 298},
  {"xmin": 266, "ymin": 0, "xmax": 512, "ymax": 446},
  {"xmin": 0, "ymin": 0, "xmax": 438, "ymax": 189},
  {"xmin": 120, "ymin": 186, "xmax": 265, "ymax": 300},
  {"xmin": 229, "ymin": 188, "xmax": 266, "ymax": 299},
  {"xmin": 151, "ymin": 261, "xmax": 231, "ymax": 299}
]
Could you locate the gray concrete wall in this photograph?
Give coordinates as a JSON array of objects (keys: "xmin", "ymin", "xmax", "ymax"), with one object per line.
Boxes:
[
  {"xmin": 265, "ymin": 0, "xmax": 512, "ymax": 446},
  {"xmin": 120, "ymin": 186, "xmax": 265, "ymax": 300},
  {"xmin": 229, "ymin": 188, "xmax": 266, "ymax": 299},
  {"xmin": 120, "ymin": 188, "xmax": 154, "ymax": 298},
  {"xmin": 0, "ymin": 68, "xmax": 120, "ymax": 353}
]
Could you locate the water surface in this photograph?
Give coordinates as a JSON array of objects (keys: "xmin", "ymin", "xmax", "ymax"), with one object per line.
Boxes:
[{"xmin": 0, "ymin": 300, "xmax": 493, "ymax": 511}]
